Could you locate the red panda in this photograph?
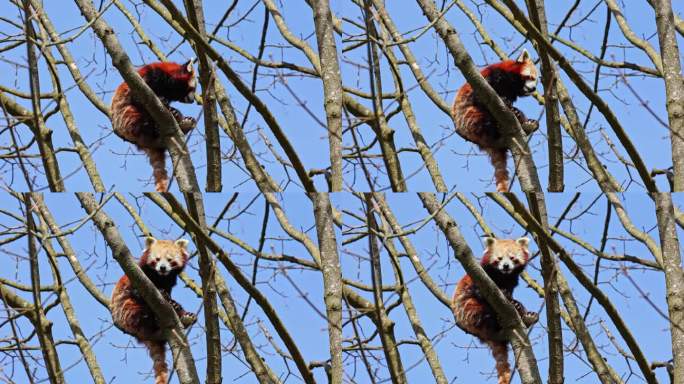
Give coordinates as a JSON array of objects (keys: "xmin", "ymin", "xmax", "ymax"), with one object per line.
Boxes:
[
  {"xmin": 452, "ymin": 237, "xmax": 539, "ymax": 384},
  {"xmin": 452, "ymin": 50, "xmax": 539, "ymax": 192},
  {"xmin": 110, "ymin": 60, "xmax": 198, "ymax": 192},
  {"xmin": 111, "ymin": 237, "xmax": 197, "ymax": 384}
]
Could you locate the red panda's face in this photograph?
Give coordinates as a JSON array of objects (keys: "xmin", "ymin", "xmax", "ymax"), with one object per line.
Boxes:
[
  {"xmin": 138, "ymin": 60, "xmax": 197, "ymax": 104},
  {"xmin": 516, "ymin": 50, "xmax": 538, "ymax": 96},
  {"xmin": 482, "ymin": 237, "xmax": 530, "ymax": 274},
  {"xmin": 180, "ymin": 59, "xmax": 197, "ymax": 103},
  {"xmin": 144, "ymin": 237, "xmax": 189, "ymax": 276}
]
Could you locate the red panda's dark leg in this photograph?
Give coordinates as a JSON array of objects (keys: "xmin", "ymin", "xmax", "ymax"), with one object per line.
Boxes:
[
  {"xmin": 486, "ymin": 147, "xmax": 509, "ymax": 192},
  {"xmin": 170, "ymin": 299, "xmax": 197, "ymax": 328},
  {"xmin": 510, "ymin": 106, "xmax": 538, "ymax": 135},
  {"xmin": 144, "ymin": 147, "xmax": 168, "ymax": 192},
  {"xmin": 167, "ymin": 106, "xmax": 196, "ymax": 134},
  {"xmin": 509, "ymin": 106, "xmax": 527, "ymax": 123},
  {"xmin": 143, "ymin": 340, "xmax": 168, "ymax": 384},
  {"xmin": 487, "ymin": 340, "xmax": 511, "ymax": 384},
  {"xmin": 160, "ymin": 291, "xmax": 197, "ymax": 328},
  {"xmin": 511, "ymin": 298, "xmax": 539, "ymax": 327}
]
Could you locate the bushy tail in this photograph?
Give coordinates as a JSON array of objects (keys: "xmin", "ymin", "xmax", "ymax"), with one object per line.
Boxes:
[
  {"xmin": 145, "ymin": 148, "xmax": 168, "ymax": 192},
  {"xmin": 487, "ymin": 148, "xmax": 509, "ymax": 192},
  {"xmin": 487, "ymin": 340, "xmax": 511, "ymax": 384},
  {"xmin": 143, "ymin": 340, "xmax": 168, "ymax": 384}
]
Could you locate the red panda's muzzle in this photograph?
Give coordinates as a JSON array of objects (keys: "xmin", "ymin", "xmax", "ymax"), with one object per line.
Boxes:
[
  {"xmin": 180, "ymin": 79, "xmax": 196, "ymax": 103},
  {"xmin": 522, "ymin": 78, "xmax": 537, "ymax": 96},
  {"xmin": 153, "ymin": 258, "xmax": 173, "ymax": 276},
  {"xmin": 179, "ymin": 58, "xmax": 197, "ymax": 104},
  {"xmin": 181, "ymin": 89, "xmax": 196, "ymax": 103},
  {"xmin": 496, "ymin": 258, "xmax": 517, "ymax": 274}
]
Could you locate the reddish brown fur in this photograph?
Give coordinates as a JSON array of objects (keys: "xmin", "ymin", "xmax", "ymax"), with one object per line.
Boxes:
[
  {"xmin": 111, "ymin": 238, "xmax": 195, "ymax": 384},
  {"xmin": 452, "ymin": 51, "xmax": 539, "ymax": 192},
  {"xmin": 452, "ymin": 238, "xmax": 537, "ymax": 384},
  {"xmin": 110, "ymin": 61, "xmax": 197, "ymax": 192}
]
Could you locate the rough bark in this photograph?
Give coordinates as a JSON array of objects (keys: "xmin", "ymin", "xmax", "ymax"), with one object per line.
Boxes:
[
  {"xmin": 23, "ymin": 2, "xmax": 63, "ymax": 191},
  {"xmin": 311, "ymin": 0, "xmax": 344, "ymax": 191},
  {"xmin": 24, "ymin": 194, "xmax": 65, "ymax": 384},
  {"xmin": 184, "ymin": 0, "xmax": 223, "ymax": 192},
  {"xmin": 525, "ymin": 0, "xmax": 563, "ymax": 192},
  {"xmin": 655, "ymin": 193, "xmax": 684, "ymax": 384},
  {"xmin": 311, "ymin": 193, "xmax": 344, "ymax": 383},
  {"xmin": 653, "ymin": 0, "xmax": 684, "ymax": 190},
  {"xmin": 179, "ymin": 193, "xmax": 222, "ymax": 384},
  {"xmin": 366, "ymin": 193, "xmax": 408, "ymax": 384},
  {"xmin": 513, "ymin": 193, "xmax": 564, "ymax": 384}
]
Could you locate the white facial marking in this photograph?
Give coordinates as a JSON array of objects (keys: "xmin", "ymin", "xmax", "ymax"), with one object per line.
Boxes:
[
  {"xmin": 523, "ymin": 78, "xmax": 537, "ymax": 94},
  {"xmin": 498, "ymin": 258, "xmax": 514, "ymax": 273},
  {"xmin": 154, "ymin": 255, "xmax": 174, "ymax": 275}
]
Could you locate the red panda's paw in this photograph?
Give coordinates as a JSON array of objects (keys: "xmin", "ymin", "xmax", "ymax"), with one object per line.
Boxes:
[
  {"xmin": 522, "ymin": 311, "xmax": 539, "ymax": 327},
  {"xmin": 179, "ymin": 116, "xmax": 196, "ymax": 134},
  {"xmin": 180, "ymin": 312, "xmax": 197, "ymax": 328},
  {"xmin": 522, "ymin": 119, "xmax": 539, "ymax": 135}
]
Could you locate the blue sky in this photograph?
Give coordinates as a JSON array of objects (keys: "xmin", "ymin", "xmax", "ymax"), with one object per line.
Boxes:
[
  {"xmin": 0, "ymin": 0, "xmax": 681, "ymax": 383},
  {"xmin": 0, "ymin": 1, "xmax": 681, "ymax": 191},
  {"xmin": 0, "ymin": 192, "xmax": 679, "ymax": 383}
]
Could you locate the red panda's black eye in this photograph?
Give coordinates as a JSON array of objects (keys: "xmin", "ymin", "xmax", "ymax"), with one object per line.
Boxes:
[{"xmin": 170, "ymin": 261, "xmax": 178, "ymax": 268}]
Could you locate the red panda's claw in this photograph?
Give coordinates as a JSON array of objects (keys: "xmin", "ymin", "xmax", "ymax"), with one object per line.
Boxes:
[
  {"xmin": 522, "ymin": 119, "xmax": 539, "ymax": 135},
  {"xmin": 522, "ymin": 311, "xmax": 539, "ymax": 327},
  {"xmin": 180, "ymin": 312, "xmax": 197, "ymax": 328},
  {"xmin": 179, "ymin": 117, "xmax": 196, "ymax": 134}
]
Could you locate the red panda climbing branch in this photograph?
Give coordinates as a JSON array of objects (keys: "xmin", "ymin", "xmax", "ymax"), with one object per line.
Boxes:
[
  {"xmin": 452, "ymin": 237, "xmax": 539, "ymax": 384},
  {"xmin": 110, "ymin": 60, "xmax": 198, "ymax": 191},
  {"xmin": 111, "ymin": 237, "xmax": 197, "ymax": 384},
  {"xmin": 452, "ymin": 50, "xmax": 539, "ymax": 192}
]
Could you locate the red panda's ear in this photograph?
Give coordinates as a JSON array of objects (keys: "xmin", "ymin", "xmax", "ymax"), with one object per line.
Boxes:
[
  {"xmin": 516, "ymin": 237, "xmax": 530, "ymax": 248},
  {"xmin": 184, "ymin": 58, "xmax": 196, "ymax": 74},
  {"xmin": 145, "ymin": 236, "xmax": 157, "ymax": 248},
  {"xmin": 516, "ymin": 49, "xmax": 531, "ymax": 63},
  {"xmin": 175, "ymin": 239, "xmax": 189, "ymax": 249},
  {"xmin": 483, "ymin": 237, "xmax": 496, "ymax": 248}
]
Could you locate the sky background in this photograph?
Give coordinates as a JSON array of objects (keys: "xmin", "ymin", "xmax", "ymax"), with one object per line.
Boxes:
[
  {"xmin": 0, "ymin": 0, "xmax": 681, "ymax": 191},
  {"xmin": 0, "ymin": 192, "xmax": 680, "ymax": 383},
  {"xmin": 0, "ymin": 0, "xmax": 682, "ymax": 383}
]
